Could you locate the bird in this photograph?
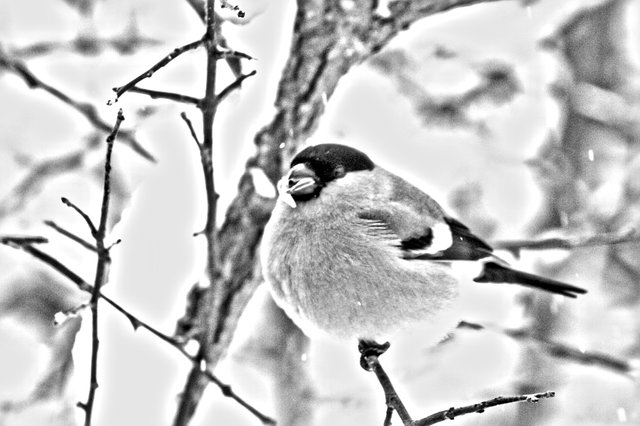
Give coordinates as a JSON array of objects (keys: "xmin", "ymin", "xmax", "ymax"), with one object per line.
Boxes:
[{"xmin": 260, "ymin": 143, "xmax": 586, "ymax": 348}]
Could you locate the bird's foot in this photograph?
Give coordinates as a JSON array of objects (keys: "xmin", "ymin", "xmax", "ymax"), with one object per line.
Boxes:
[{"xmin": 358, "ymin": 340, "xmax": 390, "ymax": 371}]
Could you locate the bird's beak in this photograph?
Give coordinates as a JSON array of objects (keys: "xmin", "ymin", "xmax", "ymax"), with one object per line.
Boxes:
[{"xmin": 277, "ymin": 163, "xmax": 318, "ymax": 208}]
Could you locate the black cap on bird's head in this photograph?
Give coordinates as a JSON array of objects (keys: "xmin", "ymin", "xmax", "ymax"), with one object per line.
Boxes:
[{"xmin": 278, "ymin": 144, "xmax": 375, "ymax": 207}]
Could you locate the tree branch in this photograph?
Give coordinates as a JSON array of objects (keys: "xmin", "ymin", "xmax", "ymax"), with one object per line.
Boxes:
[
  {"xmin": 360, "ymin": 340, "xmax": 556, "ymax": 426},
  {"xmin": 0, "ymin": 239, "xmax": 92, "ymax": 293},
  {"xmin": 44, "ymin": 220, "xmax": 97, "ymax": 253},
  {"xmin": 0, "ymin": 51, "xmax": 154, "ymax": 162},
  {"xmin": 125, "ymin": 87, "xmax": 200, "ymax": 105},
  {"xmin": 416, "ymin": 391, "xmax": 555, "ymax": 425},
  {"xmin": 173, "ymin": 1, "xmax": 223, "ymax": 423},
  {"xmin": 493, "ymin": 228, "xmax": 640, "ymax": 258},
  {"xmin": 75, "ymin": 109, "xmax": 124, "ymax": 426},
  {"xmin": 216, "ymin": 70, "xmax": 257, "ymax": 103},
  {"xmin": 360, "ymin": 341, "xmax": 413, "ymax": 425},
  {"xmin": 0, "ymin": 237, "xmax": 275, "ymax": 425},
  {"xmin": 0, "ymin": 235, "xmax": 49, "ymax": 245},
  {"xmin": 180, "ymin": 112, "xmax": 202, "ymax": 147},
  {"xmin": 112, "ymin": 39, "xmax": 204, "ymax": 100},
  {"xmin": 60, "ymin": 197, "xmax": 98, "ymax": 238}
]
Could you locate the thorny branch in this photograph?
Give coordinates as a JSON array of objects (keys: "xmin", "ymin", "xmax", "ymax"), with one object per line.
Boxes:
[
  {"xmin": 73, "ymin": 109, "xmax": 124, "ymax": 426},
  {"xmin": 0, "ymin": 238, "xmax": 275, "ymax": 425},
  {"xmin": 3, "ymin": 112, "xmax": 126, "ymax": 424},
  {"xmin": 173, "ymin": 0, "xmax": 225, "ymax": 422},
  {"xmin": 102, "ymin": 1, "xmax": 259, "ymax": 424}
]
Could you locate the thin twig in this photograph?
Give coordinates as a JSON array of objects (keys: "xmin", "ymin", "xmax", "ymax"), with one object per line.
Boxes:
[
  {"xmin": 77, "ymin": 109, "xmax": 125, "ymax": 426},
  {"xmin": 216, "ymin": 70, "xmax": 257, "ymax": 103},
  {"xmin": 0, "ymin": 52, "xmax": 154, "ymax": 162},
  {"xmin": 60, "ymin": 197, "xmax": 98, "ymax": 237},
  {"xmin": 112, "ymin": 39, "xmax": 204, "ymax": 100},
  {"xmin": 71, "ymin": 2, "xmax": 254, "ymax": 423},
  {"xmin": 493, "ymin": 228, "xmax": 640, "ymax": 258},
  {"xmin": 181, "ymin": 2, "xmax": 247, "ymax": 79},
  {"xmin": 44, "ymin": 220, "xmax": 97, "ymax": 253},
  {"xmin": 180, "ymin": 112, "xmax": 202, "ymax": 146},
  {"xmin": 97, "ymin": 108, "xmax": 124, "ymax": 238},
  {"xmin": 415, "ymin": 391, "xmax": 555, "ymax": 425},
  {"xmin": 0, "ymin": 235, "xmax": 48, "ymax": 245},
  {"xmin": 179, "ymin": 112, "xmax": 206, "ymax": 236},
  {"xmin": 0, "ymin": 240, "xmax": 92, "ymax": 292},
  {"xmin": 360, "ymin": 340, "xmax": 557, "ymax": 426},
  {"xmin": 173, "ymin": 2, "xmax": 224, "ymax": 424},
  {"xmin": 0, "ymin": 238, "xmax": 275, "ymax": 425},
  {"xmin": 126, "ymin": 87, "xmax": 200, "ymax": 105}
]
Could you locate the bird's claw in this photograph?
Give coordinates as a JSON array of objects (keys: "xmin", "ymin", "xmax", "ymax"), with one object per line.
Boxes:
[{"xmin": 358, "ymin": 340, "xmax": 390, "ymax": 371}]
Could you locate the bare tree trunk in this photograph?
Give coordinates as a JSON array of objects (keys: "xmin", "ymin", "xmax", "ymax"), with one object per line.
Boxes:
[{"xmin": 174, "ymin": 1, "xmax": 505, "ymax": 423}]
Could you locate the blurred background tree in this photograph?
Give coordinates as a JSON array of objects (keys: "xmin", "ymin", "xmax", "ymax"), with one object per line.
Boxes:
[{"xmin": 0, "ymin": 0, "xmax": 638, "ymax": 425}]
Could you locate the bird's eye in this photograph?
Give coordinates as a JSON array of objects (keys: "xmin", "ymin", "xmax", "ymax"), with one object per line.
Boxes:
[{"xmin": 334, "ymin": 165, "xmax": 346, "ymax": 179}]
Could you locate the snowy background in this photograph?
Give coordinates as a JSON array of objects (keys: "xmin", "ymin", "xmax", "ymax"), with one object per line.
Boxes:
[{"xmin": 1, "ymin": 0, "xmax": 639, "ymax": 425}]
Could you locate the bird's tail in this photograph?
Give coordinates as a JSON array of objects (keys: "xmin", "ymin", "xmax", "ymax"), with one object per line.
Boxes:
[{"xmin": 473, "ymin": 261, "xmax": 587, "ymax": 298}]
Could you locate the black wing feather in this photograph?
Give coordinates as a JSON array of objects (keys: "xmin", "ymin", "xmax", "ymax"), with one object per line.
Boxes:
[
  {"xmin": 400, "ymin": 230, "xmax": 434, "ymax": 251},
  {"xmin": 474, "ymin": 261, "xmax": 587, "ymax": 298},
  {"xmin": 358, "ymin": 212, "xmax": 494, "ymax": 261},
  {"xmin": 358, "ymin": 212, "xmax": 588, "ymax": 298},
  {"xmin": 412, "ymin": 217, "xmax": 493, "ymax": 261}
]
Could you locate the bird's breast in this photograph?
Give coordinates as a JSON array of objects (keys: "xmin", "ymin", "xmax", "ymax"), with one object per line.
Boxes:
[{"xmin": 261, "ymin": 206, "xmax": 459, "ymax": 341}]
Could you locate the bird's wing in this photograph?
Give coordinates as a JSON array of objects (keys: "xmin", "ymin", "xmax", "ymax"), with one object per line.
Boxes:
[
  {"xmin": 353, "ymin": 169, "xmax": 586, "ymax": 298},
  {"xmin": 354, "ymin": 213, "xmax": 403, "ymax": 247},
  {"xmin": 357, "ymin": 211, "xmax": 587, "ymax": 297},
  {"xmin": 356, "ymin": 207, "xmax": 493, "ymax": 261},
  {"xmin": 432, "ymin": 216, "xmax": 494, "ymax": 261}
]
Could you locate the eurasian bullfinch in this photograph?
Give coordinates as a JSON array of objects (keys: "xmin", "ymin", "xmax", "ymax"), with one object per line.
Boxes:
[{"xmin": 260, "ymin": 143, "xmax": 586, "ymax": 344}]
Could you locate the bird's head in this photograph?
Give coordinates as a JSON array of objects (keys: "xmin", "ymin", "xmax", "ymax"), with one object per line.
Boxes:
[{"xmin": 277, "ymin": 144, "xmax": 375, "ymax": 208}]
